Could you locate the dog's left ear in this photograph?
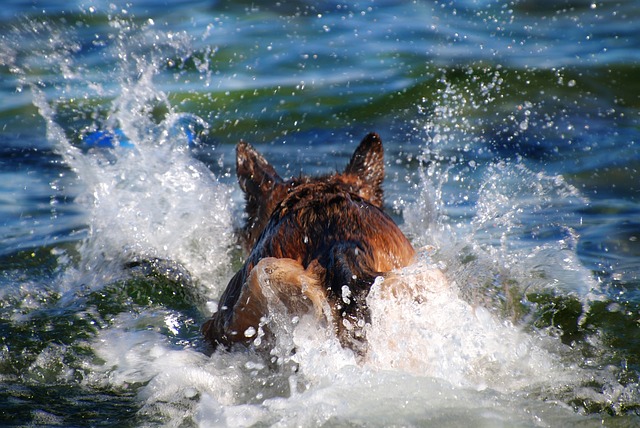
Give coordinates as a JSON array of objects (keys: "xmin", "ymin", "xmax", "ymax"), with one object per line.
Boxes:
[
  {"xmin": 344, "ymin": 132, "xmax": 384, "ymax": 206},
  {"xmin": 237, "ymin": 141, "xmax": 282, "ymax": 196},
  {"xmin": 236, "ymin": 141, "xmax": 284, "ymax": 250}
]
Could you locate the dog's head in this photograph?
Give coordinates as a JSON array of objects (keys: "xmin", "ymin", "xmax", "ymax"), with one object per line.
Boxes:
[{"xmin": 236, "ymin": 132, "xmax": 385, "ymax": 251}]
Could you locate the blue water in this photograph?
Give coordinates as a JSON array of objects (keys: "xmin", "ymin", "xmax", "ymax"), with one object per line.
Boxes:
[{"xmin": 1, "ymin": 0, "xmax": 639, "ymax": 426}]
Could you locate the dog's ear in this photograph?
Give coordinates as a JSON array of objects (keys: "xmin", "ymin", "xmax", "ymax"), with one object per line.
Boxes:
[
  {"xmin": 344, "ymin": 132, "xmax": 384, "ymax": 206},
  {"xmin": 237, "ymin": 141, "xmax": 282, "ymax": 196},
  {"xmin": 236, "ymin": 142, "xmax": 284, "ymax": 249}
]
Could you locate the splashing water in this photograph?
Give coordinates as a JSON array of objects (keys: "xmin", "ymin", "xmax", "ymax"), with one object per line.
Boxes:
[
  {"xmin": 2, "ymin": 5, "xmax": 639, "ymax": 427},
  {"xmin": 22, "ymin": 16, "xmax": 235, "ymax": 299}
]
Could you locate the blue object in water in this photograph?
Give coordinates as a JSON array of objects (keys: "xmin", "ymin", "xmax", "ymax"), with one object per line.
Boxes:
[
  {"xmin": 83, "ymin": 129, "xmax": 136, "ymax": 149},
  {"xmin": 83, "ymin": 125, "xmax": 197, "ymax": 149}
]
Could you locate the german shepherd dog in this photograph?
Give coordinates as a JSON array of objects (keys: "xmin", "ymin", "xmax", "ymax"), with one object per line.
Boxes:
[{"xmin": 202, "ymin": 132, "xmax": 416, "ymax": 353}]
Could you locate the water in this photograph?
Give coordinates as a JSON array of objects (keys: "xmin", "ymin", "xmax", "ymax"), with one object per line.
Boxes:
[{"xmin": 0, "ymin": 0, "xmax": 639, "ymax": 426}]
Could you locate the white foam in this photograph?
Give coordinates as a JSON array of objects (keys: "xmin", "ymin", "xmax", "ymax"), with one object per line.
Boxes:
[
  {"xmin": 87, "ymin": 311, "xmax": 252, "ymax": 425},
  {"xmin": 365, "ymin": 261, "xmax": 578, "ymax": 392},
  {"xmin": 84, "ymin": 258, "xmax": 592, "ymax": 427}
]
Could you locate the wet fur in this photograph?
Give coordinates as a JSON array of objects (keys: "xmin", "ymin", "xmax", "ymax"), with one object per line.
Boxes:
[{"xmin": 202, "ymin": 132, "xmax": 415, "ymax": 353}]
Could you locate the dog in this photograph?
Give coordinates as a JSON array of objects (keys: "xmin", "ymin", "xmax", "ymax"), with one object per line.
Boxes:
[{"xmin": 202, "ymin": 132, "xmax": 416, "ymax": 353}]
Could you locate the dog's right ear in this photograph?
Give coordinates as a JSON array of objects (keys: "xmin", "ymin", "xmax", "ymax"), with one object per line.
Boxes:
[
  {"xmin": 344, "ymin": 132, "xmax": 384, "ymax": 206},
  {"xmin": 236, "ymin": 142, "xmax": 283, "ymax": 250}
]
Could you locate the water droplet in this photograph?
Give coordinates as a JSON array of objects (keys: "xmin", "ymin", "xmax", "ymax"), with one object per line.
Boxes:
[{"xmin": 341, "ymin": 285, "xmax": 352, "ymax": 304}]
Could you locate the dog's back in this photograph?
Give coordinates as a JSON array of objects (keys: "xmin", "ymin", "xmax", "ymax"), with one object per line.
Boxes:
[{"xmin": 203, "ymin": 133, "xmax": 415, "ymax": 352}]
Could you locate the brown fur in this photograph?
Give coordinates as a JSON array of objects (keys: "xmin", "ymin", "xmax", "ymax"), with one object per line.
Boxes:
[{"xmin": 202, "ymin": 132, "xmax": 415, "ymax": 353}]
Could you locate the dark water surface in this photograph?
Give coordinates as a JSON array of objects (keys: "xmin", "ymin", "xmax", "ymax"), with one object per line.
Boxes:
[{"xmin": 1, "ymin": 0, "xmax": 639, "ymax": 426}]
